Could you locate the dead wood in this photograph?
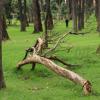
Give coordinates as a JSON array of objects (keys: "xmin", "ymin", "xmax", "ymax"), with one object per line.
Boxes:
[
  {"xmin": 45, "ymin": 55, "xmax": 78, "ymax": 67},
  {"xmin": 70, "ymin": 27, "xmax": 96, "ymax": 35},
  {"xmin": 16, "ymin": 54, "xmax": 91, "ymax": 94},
  {"xmin": 16, "ymin": 28, "xmax": 91, "ymax": 94},
  {"xmin": 70, "ymin": 22, "xmax": 96, "ymax": 35}
]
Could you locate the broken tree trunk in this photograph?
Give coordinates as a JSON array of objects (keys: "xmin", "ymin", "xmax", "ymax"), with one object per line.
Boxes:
[
  {"xmin": 16, "ymin": 54, "xmax": 91, "ymax": 94},
  {"xmin": 16, "ymin": 28, "xmax": 91, "ymax": 95}
]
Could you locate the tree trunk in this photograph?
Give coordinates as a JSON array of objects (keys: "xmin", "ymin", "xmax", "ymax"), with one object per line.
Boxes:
[
  {"xmin": 85, "ymin": 0, "xmax": 89, "ymax": 22},
  {"xmin": 16, "ymin": 54, "xmax": 88, "ymax": 87},
  {"xmin": 16, "ymin": 36, "xmax": 91, "ymax": 95},
  {"xmin": 95, "ymin": 0, "xmax": 99, "ymax": 31},
  {"xmin": 72, "ymin": 0, "xmax": 77, "ymax": 33},
  {"xmin": 2, "ymin": 15, "xmax": 10, "ymax": 40},
  {"xmin": 0, "ymin": 0, "xmax": 6, "ymax": 89},
  {"xmin": 18, "ymin": 0, "xmax": 26, "ymax": 31},
  {"xmin": 44, "ymin": 10, "xmax": 48, "ymax": 48},
  {"xmin": 29, "ymin": 2, "xmax": 33, "ymax": 23},
  {"xmin": 95, "ymin": 0, "xmax": 98, "ymax": 20},
  {"xmin": 81, "ymin": 0, "xmax": 84, "ymax": 29},
  {"xmin": 96, "ymin": 45, "xmax": 100, "ymax": 54},
  {"xmin": 78, "ymin": 0, "xmax": 82, "ymax": 30},
  {"xmin": 98, "ymin": 0, "xmax": 100, "ymax": 36},
  {"xmin": 69, "ymin": 0, "xmax": 72, "ymax": 20},
  {"xmin": 45, "ymin": 0, "xmax": 53, "ymax": 29},
  {"xmin": 39, "ymin": 0, "xmax": 45, "ymax": 21},
  {"xmin": 66, "ymin": 0, "xmax": 70, "ymax": 20},
  {"xmin": 33, "ymin": 0, "xmax": 43, "ymax": 33}
]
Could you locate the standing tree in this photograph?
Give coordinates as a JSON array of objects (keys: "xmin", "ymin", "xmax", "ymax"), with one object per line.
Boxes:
[
  {"xmin": 78, "ymin": 0, "xmax": 81, "ymax": 30},
  {"xmin": 45, "ymin": 0, "xmax": 53, "ymax": 29},
  {"xmin": 98, "ymin": 0, "xmax": 100, "ymax": 36},
  {"xmin": 2, "ymin": 15, "xmax": 10, "ymax": 40},
  {"xmin": 0, "ymin": 0, "xmax": 6, "ymax": 89},
  {"xmin": 85, "ymin": 0, "xmax": 89, "ymax": 22},
  {"xmin": 33, "ymin": 0, "xmax": 43, "ymax": 33},
  {"xmin": 28, "ymin": 0, "xmax": 34, "ymax": 23},
  {"xmin": 4, "ymin": 0, "xmax": 13, "ymax": 25},
  {"xmin": 95, "ymin": 0, "xmax": 99, "ymax": 31},
  {"xmin": 81, "ymin": 0, "xmax": 84, "ymax": 29},
  {"xmin": 72, "ymin": 0, "xmax": 77, "ymax": 33},
  {"xmin": 18, "ymin": 0, "xmax": 26, "ymax": 31},
  {"xmin": 39, "ymin": 0, "xmax": 45, "ymax": 21},
  {"xmin": 66, "ymin": 0, "xmax": 72, "ymax": 20}
]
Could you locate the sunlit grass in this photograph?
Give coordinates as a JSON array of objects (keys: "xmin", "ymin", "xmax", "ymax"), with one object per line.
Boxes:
[{"xmin": 1, "ymin": 15, "xmax": 100, "ymax": 100}]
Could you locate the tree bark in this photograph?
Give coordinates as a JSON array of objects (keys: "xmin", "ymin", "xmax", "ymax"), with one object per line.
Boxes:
[
  {"xmin": 33, "ymin": 0, "xmax": 43, "ymax": 33},
  {"xmin": 72, "ymin": 0, "xmax": 77, "ymax": 33},
  {"xmin": 0, "ymin": 0, "xmax": 6, "ymax": 89},
  {"xmin": 95, "ymin": 0, "xmax": 98, "ymax": 20},
  {"xmin": 29, "ymin": 2, "xmax": 33, "ymax": 23},
  {"xmin": 2, "ymin": 15, "xmax": 10, "ymax": 40},
  {"xmin": 44, "ymin": 11, "xmax": 48, "ymax": 48},
  {"xmin": 78, "ymin": 0, "xmax": 82, "ymax": 30},
  {"xmin": 66, "ymin": 0, "xmax": 70, "ymax": 20},
  {"xmin": 98, "ymin": 0, "xmax": 100, "ymax": 36},
  {"xmin": 85, "ymin": 0, "xmax": 89, "ymax": 22},
  {"xmin": 81, "ymin": 0, "xmax": 84, "ymax": 29},
  {"xmin": 69, "ymin": 0, "xmax": 72, "ymax": 20},
  {"xmin": 18, "ymin": 0, "xmax": 26, "ymax": 31},
  {"xmin": 39, "ymin": 0, "xmax": 45, "ymax": 20},
  {"xmin": 45, "ymin": 0, "xmax": 53, "ymax": 29}
]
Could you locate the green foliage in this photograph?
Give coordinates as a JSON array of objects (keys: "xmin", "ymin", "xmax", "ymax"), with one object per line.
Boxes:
[
  {"xmin": 61, "ymin": 1, "xmax": 68, "ymax": 16},
  {"xmin": 11, "ymin": 0, "xmax": 31, "ymax": 19},
  {"xmin": 0, "ymin": 16, "xmax": 100, "ymax": 99},
  {"xmin": 4, "ymin": 0, "xmax": 13, "ymax": 20}
]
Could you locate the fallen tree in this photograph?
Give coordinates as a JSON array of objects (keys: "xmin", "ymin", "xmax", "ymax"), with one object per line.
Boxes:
[{"xmin": 16, "ymin": 28, "xmax": 91, "ymax": 95}]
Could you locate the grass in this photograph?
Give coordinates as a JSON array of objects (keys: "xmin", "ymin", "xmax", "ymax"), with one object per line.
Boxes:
[{"xmin": 1, "ymin": 15, "xmax": 100, "ymax": 100}]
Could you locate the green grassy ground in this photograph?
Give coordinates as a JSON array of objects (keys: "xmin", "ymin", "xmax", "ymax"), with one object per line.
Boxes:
[{"xmin": 1, "ymin": 16, "xmax": 100, "ymax": 100}]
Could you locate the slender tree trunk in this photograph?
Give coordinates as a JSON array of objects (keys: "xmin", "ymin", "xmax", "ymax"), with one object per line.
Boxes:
[
  {"xmin": 18, "ymin": 0, "xmax": 26, "ymax": 31},
  {"xmin": 44, "ymin": 10, "xmax": 48, "ymax": 48},
  {"xmin": 95, "ymin": 0, "xmax": 98, "ymax": 20},
  {"xmin": 66, "ymin": 0, "xmax": 70, "ymax": 20},
  {"xmin": 29, "ymin": 2, "xmax": 33, "ymax": 23},
  {"xmin": 85, "ymin": 0, "xmax": 89, "ymax": 22},
  {"xmin": 95, "ymin": 0, "xmax": 99, "ymax": 31},
  {"xmin": 81, "ymin": 0, "xmax": 84, "ymax": 29},
  {"xmin": 98, "ymin": 0, "xmax": 100, "ymax": 36},
  {"xmin": 2, "ymin": 15, "xmax": 10, "ymax": 40},
  {"xmin": 45, "ymin": 0, "xmax": 53, "ymax": 29},
  {"xmin": 69, "ymin": 0, "xmax": 72, "ymax": 20},
  {"xmin": 72, "ymin": 0, "xmax": 77, "ymax": 32},
  {"xmin": 0, "ymin": 0, "xmax": 6, "ymax": 89},
  {"xmin": 39, "ymin": 0, "xmax": 45, "ymax": 20},
  {"xmin": 78, "ymin": 0, "xmax": 82, "ymax": 30}
]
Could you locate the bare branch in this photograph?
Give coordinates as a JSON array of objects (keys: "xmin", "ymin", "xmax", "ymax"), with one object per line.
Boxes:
[
  {"xmin": 45, "ymin": 55, "xmax": 78, "ymax": 66},
  {"xmin": 70, "ymin": 21, "xmax": 96, "ymax": 35},
  {"xmin": 42, "ymin": 27, "xmax": 75, "ymax": 56}
]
